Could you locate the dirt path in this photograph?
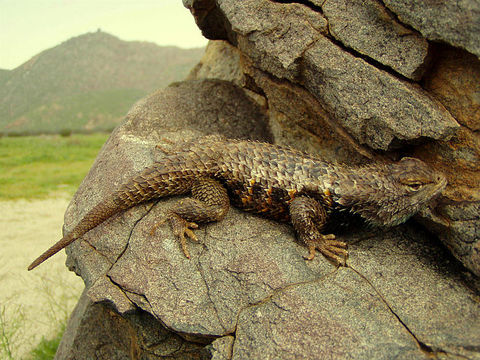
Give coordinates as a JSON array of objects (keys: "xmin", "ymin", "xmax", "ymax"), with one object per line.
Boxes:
[{"xmin": 0, "ymin": 196, "xmax": 83, "ymax": 359}]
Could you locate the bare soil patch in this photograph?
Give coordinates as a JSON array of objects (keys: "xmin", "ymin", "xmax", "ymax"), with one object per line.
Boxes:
[{"xmin": 0, "ymin": 196, "xmax": 83, "ymax": 359}]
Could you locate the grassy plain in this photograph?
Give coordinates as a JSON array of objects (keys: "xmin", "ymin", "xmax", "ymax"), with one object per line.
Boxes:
[{"xmin": 0, "ymin": 133, "xmax": 109, "ymax": 199}]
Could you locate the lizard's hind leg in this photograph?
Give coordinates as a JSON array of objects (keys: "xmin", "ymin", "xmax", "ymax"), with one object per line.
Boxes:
[{"xmin": 163, "ymin": 178, "xmax": 230, "ymax": 258}]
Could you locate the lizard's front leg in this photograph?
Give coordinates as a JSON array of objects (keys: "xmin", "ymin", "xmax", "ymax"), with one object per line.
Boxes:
[
  {"xmin": 289, "ymin": 196, "xmax": 348, "ymax": 266},
  {"xmin": 160, "ymin": 177, "xmax": 230, "ymax": 258}
]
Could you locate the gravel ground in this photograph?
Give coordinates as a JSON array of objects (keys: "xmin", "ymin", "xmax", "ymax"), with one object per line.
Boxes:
[{"xmin": 0, "ymin": 196, "xmax": 83, "ymax": 359}]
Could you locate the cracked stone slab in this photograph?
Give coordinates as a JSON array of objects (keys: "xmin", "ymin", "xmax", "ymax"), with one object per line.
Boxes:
[
  {"xmin": 233, "ymin": 269, "xmax": 421, "ymax": 360},
  {"xmin": 216, "ymin": 0, "xmax": 328, "ymax": 79},
  {"xmin": 302, "ymin": 35, "xmax": 459, "ymax": 150},
  {"xmin": 322, "ymin": 0, "xmax": 429, "ymax": 80},
  {"xmin": 383, "ymin": 0, "xmax": 480, "ymax": 58},
  {"xmin": 105, "ymin": 201, "xmax": 333, "ymax": 336},
  {"xmin": 348, "ymin": 226, "xmax": 480, "ymax": 358},
  {"xmin": 187, "ymin": 0, "xmax": 459, "ymax": 150},
  {"xmin": 55, "ymin": 289, "xmax": 209, "ymax": 360}
]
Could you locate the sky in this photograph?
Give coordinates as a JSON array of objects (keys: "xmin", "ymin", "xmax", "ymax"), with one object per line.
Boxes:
[{"xmin": 0, "ymin": 0, "xmax": 209, "ymax": 70}]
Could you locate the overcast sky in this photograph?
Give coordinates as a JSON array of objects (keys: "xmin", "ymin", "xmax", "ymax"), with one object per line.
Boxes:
[{"xmin": 0, "ymin": 0, "xmax": 208, "ymax": 70}]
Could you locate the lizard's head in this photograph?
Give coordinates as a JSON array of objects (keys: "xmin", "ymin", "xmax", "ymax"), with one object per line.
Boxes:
[{"xmin": 336, "ymin": 157, "xmax": 447, "ymax": 227}]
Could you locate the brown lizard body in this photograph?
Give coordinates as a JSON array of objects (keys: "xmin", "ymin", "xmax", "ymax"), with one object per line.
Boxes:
[{"xmin": 28, "ymin": 137, "xmax": 447, "ymax": 270}]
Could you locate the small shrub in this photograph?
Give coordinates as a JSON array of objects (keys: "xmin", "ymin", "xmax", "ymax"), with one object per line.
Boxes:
[
  {"xmin": 27, "ymin": 324, "xmax": 65, "ymax": 360},
  {"xmin": 59, "ymin": 129, "xmax": 72, "ymax": 137}
]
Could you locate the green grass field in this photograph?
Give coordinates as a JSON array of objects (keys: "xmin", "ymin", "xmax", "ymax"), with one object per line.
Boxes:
[{"xmin": 0, "ymin": 133, "xmax": 109, "ymax": 200}]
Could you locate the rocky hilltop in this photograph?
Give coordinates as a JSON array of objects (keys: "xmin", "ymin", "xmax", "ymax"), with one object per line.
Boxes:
[
  {"xmin": 51, "ymin": 1, "xmax": 479, "ymax": 359},
  {"xmin": 0, "ymin": 31, "xmax": 204, "ymax": 135}
]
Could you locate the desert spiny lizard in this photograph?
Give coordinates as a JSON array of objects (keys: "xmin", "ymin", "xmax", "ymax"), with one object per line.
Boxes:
[{"xmin": 28, "ymin": 137, "xmax": 447, "ymax": 270}]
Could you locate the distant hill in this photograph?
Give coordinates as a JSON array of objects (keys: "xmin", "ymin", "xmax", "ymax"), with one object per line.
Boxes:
[
  {"xmin": 0, "ymin": 69, "xmax": 10, "ymax": 84},
  {"xmin": 0, "ymin": 31, "xmax": 204, "ymax": 135}
]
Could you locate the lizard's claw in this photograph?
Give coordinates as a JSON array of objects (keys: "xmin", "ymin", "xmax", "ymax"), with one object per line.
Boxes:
[
  {"xmin": 304, "ymin": 234, "xmax": 348, "ymax": 266},
  {"xmin": 167, "ymin": 214, "xmax": 199, "ymax": 259},
  {"xmin": 150, "ymin": 217, "xmax": 167, "ymax": 236}
]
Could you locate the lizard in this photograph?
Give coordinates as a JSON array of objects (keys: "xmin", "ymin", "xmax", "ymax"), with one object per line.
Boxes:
[{"xmin": 28, "ymin": 136, "xmax": 447, "ymax": 271}]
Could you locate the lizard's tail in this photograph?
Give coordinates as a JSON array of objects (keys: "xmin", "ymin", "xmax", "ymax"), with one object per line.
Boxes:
[
  {"xmin": 27, "ymin": 196, "xmax": 123, "ymax": 271},
  {"xmin": 28, "ymin": 157, "xmax": 209, "ymax": 271}
]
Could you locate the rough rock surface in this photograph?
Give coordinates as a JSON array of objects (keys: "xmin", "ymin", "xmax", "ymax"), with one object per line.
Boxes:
[
  {"xmin": 322, "ymin": 0, "xmax": 429, "ymax": 80},
  {"xmin": 424, "ymin": 45, "xmax": 480, "ymax": 131},
  {"xmin": 301, "ymin": 36, "xmax": 457, "ymax": 150},
  {"xmin": 54, "ymin": 79, "xmax": 480, "ymax": 359},
  {"xmin": 382, "ymin": 0, "xmax": 480, "ymax": 58},
  {"xmin": 55, "ymin": 290, "xmax": 210, "ymax": 359},
  {"xmin": 187, "ymin": 41, "xmax": 245, "ymax": 87}
]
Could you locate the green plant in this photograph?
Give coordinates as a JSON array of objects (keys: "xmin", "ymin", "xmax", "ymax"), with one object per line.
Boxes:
[
  {"xmin": 0, "ymin": 133, "xmax": 109, "ymax": 199},
  {"xmin": 0, "ymin": 303, "xmax": 25, "ymax": 359},
  {"xmin": 27, "ymin": 323, "xmax": 65, "ymax": 360}
]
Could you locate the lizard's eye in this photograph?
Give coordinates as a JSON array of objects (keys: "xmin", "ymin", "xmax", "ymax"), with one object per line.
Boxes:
[{"xmin": 406, "ymin": 182, "xmax": 423, "ymax": 191}]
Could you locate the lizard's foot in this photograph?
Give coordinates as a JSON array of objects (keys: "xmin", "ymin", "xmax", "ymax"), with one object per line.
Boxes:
[
  {"xmin": 304, "ymin": 234, "xmax": 348, "ymax": 266},
  {"xmin": 167, "ymin": 213, "xmax": 199, "ymax": 259}
]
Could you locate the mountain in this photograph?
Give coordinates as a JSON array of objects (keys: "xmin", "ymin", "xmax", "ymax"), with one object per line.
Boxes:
[
  {"xmin": 0, "ymin": 69, "xmax": 10, "ymax": 83},
  {"xmin": 0, "ymin": 31, "xmax": 205, "ymax": 135}
]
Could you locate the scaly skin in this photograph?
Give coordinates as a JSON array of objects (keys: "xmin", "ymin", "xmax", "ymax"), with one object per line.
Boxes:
[{"xmin": 28, "ymin": 137, "xmax": 447, "ymax": 270}]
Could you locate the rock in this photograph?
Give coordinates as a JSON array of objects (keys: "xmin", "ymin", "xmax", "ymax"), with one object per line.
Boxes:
[
  {"xmin": 55, "ymin": 290, "xmax": 209, "ymax": 359},
  {"xmin": 186, "ymin": 0, "xmax": 458, "ymax": 151},
  {"xmin": 206, "ymin": 336, "xmax": 234, "ymax": 360},
  {"xmin": 383, "ymin": 0, "xmax": 480, "ymax": 58},
  {"xmin": 217, "ymin": 0, "xmax": 328, "ymax": 79},
  {"xmin": 424, "ymin": 45, "xmax": 480, "ymax": 131},
  {"xmin": 182, "ymin": 0, "xmax": 231, "ymax": 41},
  {"xmin": 234, "ymin": 268, "xmax": 420, "ymax": 359},
  {"xmin": 413, "ymin": 126, "xmax": 480, "ymax": 277},
  {"xmin": 243, "ymin": 62, "xmax": 372, "ymax": 163},
  {"xmin": 57, "ymin": 78, "xmax": 480, "ymax": 358},
  {"xmin": 416, "ymin": 47, "xmax": 480, "ymax": 275},
  {"xmin": 301, "ymin": 36, "xmax": 458, "ymax": 150},
  {"xmin": 187, "ymin": 40, "xmax": 267, "ymax": 108},
  {"xmin": 322, "ymin": 0, "xmax": 429, "ymax": 80},
  {"xmin": 425, "ymin": 201, "xmax": 480, "ymax": 278},
  {"xmin": 187, "ymin": 41, "xmax": 245, "ymax": 87}
]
